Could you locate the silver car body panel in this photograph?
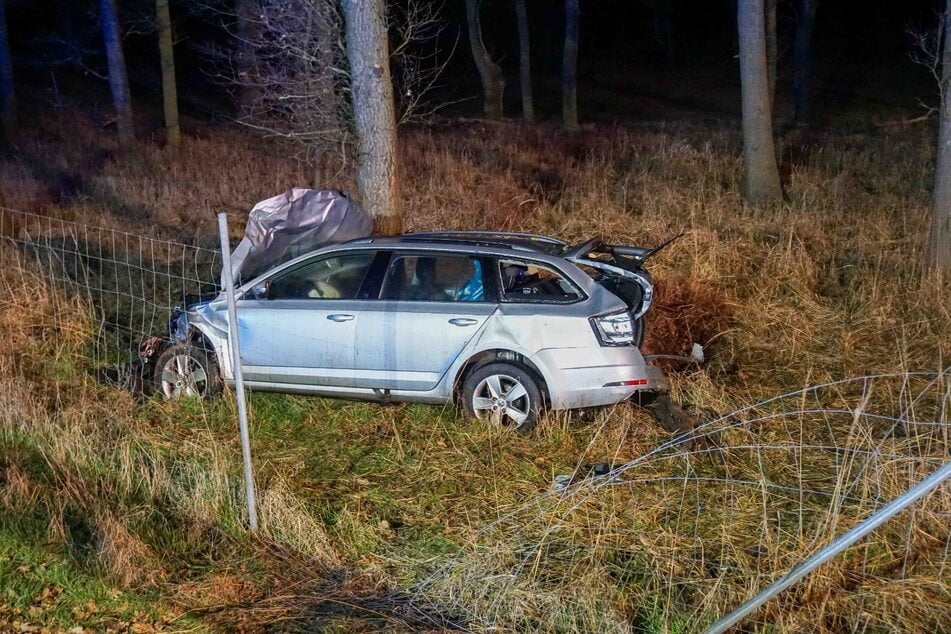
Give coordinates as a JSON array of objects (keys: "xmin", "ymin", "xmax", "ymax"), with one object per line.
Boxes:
[{"xmin": 185, "ymin": 239, "xmax": 667, "ymax": 410}]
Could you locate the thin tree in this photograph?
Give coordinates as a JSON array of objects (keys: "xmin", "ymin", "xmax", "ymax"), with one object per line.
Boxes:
[
  {"xmin": 464, "ymin": 0, "xmax": 504, "ymax": 120},
  {"xmin": 156, "ymin": 0, "xmax": 181, "ymax": 148},
  {"xmin": 514, "ymin": 0, "xmax": 533, "ymax": 122},
  {"xmin": 928, "ymin": 2, "xmax": 951, "ymax": 272},
  {"xmin": 101, "ymin": 0, "xmax": 134, "ymax": 149},
  {"xmin": 341, "ymin": 0, "xmax": 402, "ymax": 233},
  {"xmin": 562, "ymin": 0, "xmax": 579, "ymax": 130},
  {"xmin": 0, "ymin": 0, "xmax": 15, "ymax": 139},
  {"xmin": 738, "ymin": 0, "xmax": 782, "ymax": 204},
  {"xmin": 793, "ymin": 0, "xmax": 816, "ymax": 123},
  {"xmin": 766, "ymin": 0, "xmax": 777, "ymax": 112}
]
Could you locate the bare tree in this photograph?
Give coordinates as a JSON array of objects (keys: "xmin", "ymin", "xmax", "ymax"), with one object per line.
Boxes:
[
  {"xmin": 0, "ymin": 0, "xmax": 15, "ymax": 139},
  {"xmin": 342, "ymin": 0, "xmax": 402, "ymax": 233},
  {"xmin": 929, "ymin": 3, "xmax": 951, "ymax": 273},
  {"xmin": 738, "ymin": 0, "xmax": 782, "ymax": 205},
  {"xmin": 514, "ymin": 0, "xmax": 533, "ymax": 122},
  {"xmin": 766, "ymin": 0, "xmax": 777, "ymax": 112},
  {"xmin": 100, "ymin": 0, "xmax": 135, "ymax": 149},
  {"xmin": 465, "ymin": 0, "xmax": 504, "ymax": 120},
  {"xmin": 156, "ymin": 0, "xmax": 181, "ymax": 148},
  {"xmin": 793, "ymin": 0, "xmax": 817, "ymax": 123},
  {"xmin": 562, "ymin": 0, "xmax": 579, "ymax": 130}
]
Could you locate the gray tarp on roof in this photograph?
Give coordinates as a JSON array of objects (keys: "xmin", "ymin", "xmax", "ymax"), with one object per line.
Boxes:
[{"xmin": 229, "ymin": 188, "xmax": 372, "ymax": 284}]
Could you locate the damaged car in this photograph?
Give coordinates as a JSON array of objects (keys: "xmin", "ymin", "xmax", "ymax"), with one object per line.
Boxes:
[{"xmin": 142, "ymin": 190, "xmax": 668, "ymax": 431}]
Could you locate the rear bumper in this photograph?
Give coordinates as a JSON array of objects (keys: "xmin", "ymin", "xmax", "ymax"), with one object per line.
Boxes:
[{"xmin": 534, "ymin": 346, "xmax": 668, "ymax": 410}]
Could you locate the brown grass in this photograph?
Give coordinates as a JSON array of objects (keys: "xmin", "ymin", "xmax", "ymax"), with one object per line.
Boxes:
[{"xmin": 0, "ymin": 108, "xmax": 949, "ymax": 631}]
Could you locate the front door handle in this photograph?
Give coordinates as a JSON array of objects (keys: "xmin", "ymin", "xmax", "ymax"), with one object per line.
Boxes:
[
  {"xmin": 448, "ymin": 317, "xmax": 478, "ymax": 327},
  {"xmin": 327, "ymin": 314, "xmax": 355, "ymax": 322}
]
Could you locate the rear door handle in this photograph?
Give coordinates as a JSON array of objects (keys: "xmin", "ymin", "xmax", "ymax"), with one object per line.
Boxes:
[
  {"xmin": 327, "ymin": 314, "xmax": 355, "ymax": 322},
  {"xmin": 448, "ymin": 317, "xmax": 478, "ymax": 327}
]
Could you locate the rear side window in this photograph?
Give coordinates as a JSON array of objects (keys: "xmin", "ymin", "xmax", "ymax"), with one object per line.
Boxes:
[
  {"xmin": 498, "ymin": 259, "xmax": 582, "ymax": 303},
  {"xmin": 380, "ymin": 255, "xmax": 485, "ymax": 302}
]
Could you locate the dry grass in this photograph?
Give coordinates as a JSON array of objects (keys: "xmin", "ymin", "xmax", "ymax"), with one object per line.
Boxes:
[{"xmin": 0, "ymin": 109, "xmax": 949, "ymax": 631}]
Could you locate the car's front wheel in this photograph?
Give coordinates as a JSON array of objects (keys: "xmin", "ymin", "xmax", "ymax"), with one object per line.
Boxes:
[
  {"xmin": 153, "ymin": 343, "xmax": 221, "ymax": 400},
  {"xmin": 462, "ymin": 362, "xmax": 543, "ymax": 432}
]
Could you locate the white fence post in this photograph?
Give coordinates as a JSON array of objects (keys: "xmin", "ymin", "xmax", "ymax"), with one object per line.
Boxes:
[
  {"xmin": 705, "ymin": 459, "xmax": 951, "ymax": 634},
  {"xmin": 217, "ymin": 212, "xmax": 259, "ymax": 532}
]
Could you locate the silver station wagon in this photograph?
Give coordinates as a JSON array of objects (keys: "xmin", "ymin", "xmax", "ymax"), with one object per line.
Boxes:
[{"xmin": 148, "ymin": 231, "xmax": 667, "ymax": 431}]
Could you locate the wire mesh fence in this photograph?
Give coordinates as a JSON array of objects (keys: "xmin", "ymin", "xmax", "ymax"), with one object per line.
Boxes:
[
  {"xmin": 0, "ymin": 206, "xmax": 221, "ymax": 390},
  {"xmin": 412, "ymin": 371, "xmax": 951, "ymax": 632},
  {"xmin": 1, "ymin": 205, "xmax": 949, "ymax": 631}
]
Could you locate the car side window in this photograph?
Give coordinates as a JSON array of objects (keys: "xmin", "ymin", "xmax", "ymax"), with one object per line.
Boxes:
[
  {"xmin": 498, "ymin": 259, "xmax": 582, "ymax": 303},
  {"xmin": 265, "ymin": 253, "xmax": 374, "ymax": 300},
  {"xmin": 380, "ymin": 255, "xmax": 485, "ymax": 302}
]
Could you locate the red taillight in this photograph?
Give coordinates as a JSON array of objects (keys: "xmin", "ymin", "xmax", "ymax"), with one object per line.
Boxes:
[{"xmin": 603, "ymin": 378, "xmax": 648, "ymax": 387}]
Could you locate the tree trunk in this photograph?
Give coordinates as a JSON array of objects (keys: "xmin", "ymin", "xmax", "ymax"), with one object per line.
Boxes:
[
  {"xmin": 341, "ymin": 0, "xmax": 402, "ymax": 233},
  {"xmin": 0, "ymin": 0, "xmax": 16, "ymax": 140},
  {"xmin": 738, "ymin": 0, "xmax": 782, "ymax": 205},
  {"xmin": 234, "ymin": 0, "xmax": 259, "ymax": 114},
  {"xmin": 793, "ymin": 0, "xmax": 816, "ymax": 124},
  {"xmin": 464, "ymin": 0, "xmax": 504, "ymax": 120},
  {"xmin": 928, "ymin": 2, "xmax": 951, "ymax": 273},
  {"xmin": 562, "ymin": 0, "xmax": 579, "ymax": 131},
  {"xmin": 156, "ymin": 0, "xmax": 181, "ymax": 149},
  {"xmin": 514, "ymin": 0, "xmax": 533, "ymax": 122},
  {"xmin": 100, "ymin": 0, "xmax": 134, "ymax": 149},
  {"xmin": 765, "ymin": 0, "xmax": 777, "ymax": 113}
]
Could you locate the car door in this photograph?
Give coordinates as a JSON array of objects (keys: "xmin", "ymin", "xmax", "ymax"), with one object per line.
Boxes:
[
  {"xmin": 236, "ymin": 250, "xmax": 378, "ymax": 388},
  {"xmin": 353, "ymin": 252, "xmax": 498, "ymax": 392}
]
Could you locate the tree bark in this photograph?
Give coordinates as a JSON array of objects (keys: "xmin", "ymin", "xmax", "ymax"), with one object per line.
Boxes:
[
  {"xmin": 341, "ymin": 0, "xmax": 402, "ymax": 233},
  {"xmin": 100, "ymin": 0, "xmax": 134, "ymax": 149},
  {"xmin": 765, "ymin": 0, "xmax": 777, "ymax": 113},
  {"xmin": 0, "ymin": 0, "xmax": 16, "ymax": 140},
  {"xmin": 464, "ymin": 0, "xmax": 504, "ymax": 120},
  {"xmin": 738, "ymin": 0, "xmax": 782, "ymax": 205},
  {"xmin": 562, "ymin": 0, "xmax": 579, "ymax": 131},
  {"xmin": 793, "ymin": 0, "xmax": 816, "ymax": 124},
  {"xmin": 928, "ymin": 2, "xmax": 951, "ymax": 273},
  {"xmin": 514, "ymin": 0, "xmax": 533, "ymax": 122},
  {"xmin": 156, "ymin": 0, "xmax": 181, "ymax": 149}
]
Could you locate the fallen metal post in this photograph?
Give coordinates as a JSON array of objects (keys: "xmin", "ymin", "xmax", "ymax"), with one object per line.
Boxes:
[
  {"xmin": 705, "ymin": 459, "xmax": 951, "ymax": 634},
  {"xmin": 217, "ymin": 212, "xmax": 259, "ymax": 531}
]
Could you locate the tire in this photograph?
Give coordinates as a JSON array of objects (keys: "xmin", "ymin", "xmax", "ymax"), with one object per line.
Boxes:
[
  {"xmin": 153, "ymin": 342, "xmax": 221, "ymax": 400},
  {"xmin": 461, "ymin": 362, "xmax": 543, "ymax": 432}
]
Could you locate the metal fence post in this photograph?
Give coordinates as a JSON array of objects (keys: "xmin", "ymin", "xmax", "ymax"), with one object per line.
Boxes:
[
  {"xmin": 705, "ymin": 459, "xmax": 951, "ymax": 634},
  {"xmin": 217, "ymin": 212, "xmax": 259, "ymax": 532}
]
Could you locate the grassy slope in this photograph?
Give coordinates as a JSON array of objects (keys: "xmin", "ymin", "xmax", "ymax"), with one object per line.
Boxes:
[{"xmin": 0, "ymin": 107, "xmax": 949, "ymax": 631}]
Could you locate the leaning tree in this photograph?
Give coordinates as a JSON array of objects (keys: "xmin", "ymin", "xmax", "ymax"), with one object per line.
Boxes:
[{"xmin": 465, "ymin": 0, "xmax": 505, "ymax": 120}]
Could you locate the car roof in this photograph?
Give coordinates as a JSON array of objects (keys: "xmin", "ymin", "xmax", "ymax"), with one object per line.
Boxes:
[{"xmin": 345, "ymin": 231, "xmax": 567, "ymax": 255}]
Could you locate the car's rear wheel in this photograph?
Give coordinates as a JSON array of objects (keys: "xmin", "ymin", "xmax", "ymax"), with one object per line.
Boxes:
[
  {"xmin": 153, "ymin": 343, "xmax": 221, "ymax": 400},
  {"xmin": 462, "ymin": 362, "xmax": 543, "ymax": 432}
]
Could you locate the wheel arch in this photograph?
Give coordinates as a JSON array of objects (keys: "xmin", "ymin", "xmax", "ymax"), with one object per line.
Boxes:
[{"xmin": 453, "ymin": 349, "xmax": 551, "ymax": 406}]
